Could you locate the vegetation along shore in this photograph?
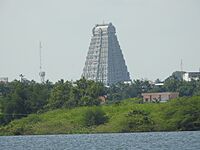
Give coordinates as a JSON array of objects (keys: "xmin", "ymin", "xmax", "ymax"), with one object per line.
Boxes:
[{"xmin": 0, "ymin": 75, "xmax": 200, "ymax": 135}]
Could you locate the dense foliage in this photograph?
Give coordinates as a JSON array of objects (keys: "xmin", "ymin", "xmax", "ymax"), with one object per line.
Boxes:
[
  {"xmin": 0, "ymin": 75, "xmax": 200, "ymax": 125},
  {"xmin": 0, "ymin": 96, "xmax": 199, "ymax": 135},
  {"xmin": 0, "ymin": 80, "xmax": 52, "ymax": 124},
  {"xmin": 0, "ymin": 78, "xmax": 106, "ymax": 124}
]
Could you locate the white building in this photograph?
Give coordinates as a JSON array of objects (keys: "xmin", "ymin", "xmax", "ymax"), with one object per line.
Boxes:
[
  {"xmin": 0, "ymin": 77, "xmax": 8, "ymax": 83},
  {"xmin": 182, "ymin": 72, "xmax": 200, "ymax": 81}
]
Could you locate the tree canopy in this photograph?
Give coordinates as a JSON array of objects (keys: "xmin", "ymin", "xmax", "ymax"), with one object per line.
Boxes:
[{"xmin": 0, "ymin": 76, "xmax": 200, "ymax": 125}]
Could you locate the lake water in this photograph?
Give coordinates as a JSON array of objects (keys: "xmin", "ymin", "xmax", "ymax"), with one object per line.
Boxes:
[{"xmin": 0, "ymin": 131, "xmax": 200, "ymax": 150}]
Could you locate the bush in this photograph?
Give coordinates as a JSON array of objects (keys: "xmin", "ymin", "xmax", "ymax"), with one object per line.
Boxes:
[
  {"xmin": 83, "ymin": 107, "xmax": 108, "ymax": 127},
  {"xmin": 121, "ymin": 109, "xmax": 154, "ymax": 132}
]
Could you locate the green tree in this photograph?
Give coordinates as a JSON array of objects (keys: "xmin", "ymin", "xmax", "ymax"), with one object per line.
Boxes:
[
  {"xmin": 46, "ymin": 80, "xmax": 72, "ymax": 109},
  {"xmin": 164, "ymin": 75, "xmax": 180, "ymax": 92},
  {"xmin": 80, "ymin": 96, "xmax": 100, "ymax": 106},
  {"xmin": 70, "ymin": 78, "xmax": 106, "ymax": 107},
  {"xmin": 0, "ymin": 80, "xmax": 52, "ymax": 124}
]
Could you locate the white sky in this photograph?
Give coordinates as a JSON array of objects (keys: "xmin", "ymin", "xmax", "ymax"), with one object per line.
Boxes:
[{"xmin": 1, "ymin": 0, "xmax": 200, "ymax": 82}]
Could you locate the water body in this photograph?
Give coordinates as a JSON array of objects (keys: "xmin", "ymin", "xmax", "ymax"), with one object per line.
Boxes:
[{"xmin": 0, "ymin": 131, "xmax": 200, "ymax": 150}]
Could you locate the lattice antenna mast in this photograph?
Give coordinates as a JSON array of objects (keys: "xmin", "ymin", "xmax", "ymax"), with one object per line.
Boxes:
[
  {"xmin": 39, "ymin": 41, "xmax": 45, "ymax": 83},
  {"xmin": 39, "ymin": 41, "xmax": 42, "ymax": 71},
  {"xmin": 181, "ymin": 59, "xmax": 183, "ymax": 72}
]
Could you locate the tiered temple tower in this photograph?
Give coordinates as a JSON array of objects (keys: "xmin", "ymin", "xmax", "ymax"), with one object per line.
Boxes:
[{"xmin": 82, "ymin": 23, "xmax": 131, "ymax": 85}]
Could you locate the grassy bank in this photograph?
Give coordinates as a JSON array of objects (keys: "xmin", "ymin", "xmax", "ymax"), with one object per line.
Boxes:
[{"xmin": 0, "ymin": 96, "xmax": 200, "ymax": 135}]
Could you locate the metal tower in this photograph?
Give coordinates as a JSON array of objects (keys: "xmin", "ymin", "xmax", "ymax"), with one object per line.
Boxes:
[
  {"xmin": 39, "ymin": 41, "xmax": 46, "ymax": 83},
  {"xmin": 181, "ymin": 59, "xmax": 183, "ymax": 72},
  {"xmin": 82, "ymin": 23, "xmax": 131, "ymax": 85}
]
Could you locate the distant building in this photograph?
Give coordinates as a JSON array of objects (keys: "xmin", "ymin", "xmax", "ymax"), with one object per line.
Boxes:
[
  {"xmin": 98, "ymin": 95, "xmax": 107, "ymax": 104},
  {"xmin": 154, "ymin": 82, "xmax": 164, "ymax": 86},
  {"xmin": 142, "ymin": 92, "xmax": 179, "ymax": 103},
  {"xmin": 182, "ymin": 72, "xmax": 200, "ymax": 82},
  {"xmin": 0, "ymin": 77, "xmax": 8, "ymax": 83}
]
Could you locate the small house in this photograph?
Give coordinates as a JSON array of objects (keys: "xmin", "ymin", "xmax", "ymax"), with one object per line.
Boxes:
[{"xmin": 141, "ymin": 92, "xmax": 179, "ymax": 103}]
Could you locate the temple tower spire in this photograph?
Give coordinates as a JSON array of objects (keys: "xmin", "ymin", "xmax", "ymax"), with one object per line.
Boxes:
[{"xmin": 82, "ymin": 23, "xmax": 131, "ymax": 85}]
